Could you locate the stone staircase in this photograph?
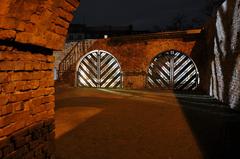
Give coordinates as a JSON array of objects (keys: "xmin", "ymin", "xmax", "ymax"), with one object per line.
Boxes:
[{"xmin": 58, "ymin": 39, "xmax": 96, "ymax": 81}]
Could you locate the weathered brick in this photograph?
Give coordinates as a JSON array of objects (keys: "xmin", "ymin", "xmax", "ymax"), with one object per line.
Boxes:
[
  {"xmin": 22, "ymin": 53, "xmax": 34, "ymax": 61},
  {"xmin": 0, "ymin": 0, "xmax": 73, "ymax": 156},
  {"xmin": 34, "ymin": 54, "xmax": 47, "ymax": 62},
  {"xmin": 0, "ymin": 119, "xmax": 54, "ymax": 157},
  {"xmin": 1, "ymin": 104, "xmax": 13, "ymax": 116},
  {"xmin": 65, "ymin": 0, "xmax": 80, "ymax": 7},
  {"xmin": 41, "ymin": 95, "xmax": 55, "ymax": 104},
  {"xmin": 0, "ymin": 72, "xmax": 9, "ymax": 83},
  {"xmin": 53, "ymin": 17, "xmax": 69, "ymax": 28},
  {"xmin": 0, "ymin": 52, "xmax": 34, "ymax": 61},
  {"xmin": 31, "ymin": 87, "xmax": 55, "ymax": 98},
  {"xmin": 9, "ymin": 72, "xmax": 22, "ymax": 82},
  {"xmin": 45, "ymin": 102, "xmax": 54, "ymax": 111},
  {"xmin": 31, "ymin": 89, "xmax": 47, "ymax": 98},
  {"xmin": 20, "ymin": 22, "xmax": 36, "ymax": 33},
  {"xmin": 45, "ymin": 31, "xmax": 65, "ymax": 50},
  {"xmin": 14, "ymin": 81, "xmax": 27, "ymax": 92},
  {"xmin": 31, "ymin": 97, "xmax": 43, "ymax": 106},
  {"xmin": 32, "ymin": 35, "xmax": 48, "ymax": 48},
  {"xmin": 31, "ymin": 111, "xmax": 50, "ymax": 123},
  {"xmin": 10, "ymin": 72, "xmax": 32, "ymax": 81},
  {"xmin": 0, "ymin": 114, "xmax": 16, "ymax": 129},
  {"xmin": 0, "ymin": 17, "xmax": 17, "ymax": 30},
  {"xmin": 47, "ymin": 109, "xmax": 55, "ymax": 117},
  {"xmin": 56, "ymin": 8, "xmax": 73, "ymax": 22},
  {"xmin": 2, "ymin": 82, "xmax": 16, "ymax": 93},
  {"xmin": 61, "ymin": 0, "xmax": 76, "ymax": 12},
  {"xmin": 0, "ymin": 116, "xmax": 27, "ymax": 137},
  {"xmin": 39, "ymin": 79, "xmax": 54, "ymax": 88},
  {"xmin": 47, "ymin": 56, "xmax": 55, "ymax": 63},
  {"xmin": 15, "ymin": 32, "xmax": 33, "ymax": 44},
  {"xmin": 24, "ymin": 61, "xmax": 34, "ymax": 70},
  {"xmin": 0, "ymin": 61, "xmax": 15, "ymax": 71},
  {"xmin": 0, "ymin": 30, "xmax": 16, "ymax": 40},
  {"xmin": 0, "ymin": 0, "xmax": 11, "ymax": 15},
  {"xmin": 30, "ymin": 104, "xmax": 46, "ymax": 115},
  {"xmin": 5, "ymin": 80, "xmax": 39, "ymax": 93},
  {"xmin": 9, "ymin": 92, "xmax": 32, "ymax": 103},
  {"xmin": 28, "ymin": 80, "xmax": 40, "ymax": 90},
  {"xmin": 12, "ymin": 102, "xmax": 24, "ymax": 112},
  {"xmin": 0, "ymin": 94, "xmax": 9, "ymax": 106},
  {"xmin": 23, "ymin": 100, "xmax": 31, "ymax": 111},
  {"xmin": 52, "ymin": 25, "xmax": 68, "ymax": 36},
  {"xmin": 41, "ymin": 62, "xmax": 53, "ymax": 70},
  {"xmin": 32, "ymin": 62, "xmax": 42, "ymax": 70},
  {"xmin": 31, "ymin": 72, "xmax": 44, "ymax": 80}
]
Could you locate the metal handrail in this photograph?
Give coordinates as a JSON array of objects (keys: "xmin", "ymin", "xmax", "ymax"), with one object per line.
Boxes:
[{"xmin": 58, "ymin": 40, "xmax": 96, "ymax": 80}]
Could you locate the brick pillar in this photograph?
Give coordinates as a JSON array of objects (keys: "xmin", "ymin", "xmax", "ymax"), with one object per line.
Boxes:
[
  {"xmin": 0, "ymin": 43, "xmax": 55, "ymax": 158},
  {"xmin": 0, "ymin": 0, "xmax": 80, "ymax": 157}
]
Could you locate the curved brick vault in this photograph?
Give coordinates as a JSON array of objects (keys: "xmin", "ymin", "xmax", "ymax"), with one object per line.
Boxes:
[{"xmin": 0, "ymin": 0, "xmax": 80, "ymax": 50}]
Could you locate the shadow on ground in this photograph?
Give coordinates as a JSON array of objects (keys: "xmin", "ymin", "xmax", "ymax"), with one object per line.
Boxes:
[
  {"xmin": 55, "ymin": 87, "xmax": 240, "ymax": 159},
  {"xmin": 177, "ymin": 95, "xmax": 240, "ymax": 159}
]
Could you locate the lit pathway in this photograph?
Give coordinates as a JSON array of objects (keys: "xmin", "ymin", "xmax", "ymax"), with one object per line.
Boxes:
[{"xmin": 55, "ymin": 87, "xmax": 240, "ymax": 159}]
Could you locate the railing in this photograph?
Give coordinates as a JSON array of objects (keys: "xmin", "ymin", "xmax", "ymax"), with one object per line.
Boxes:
[{"xmin": 58, "ymin": 40, "xmax": 96, "ymax": 80}]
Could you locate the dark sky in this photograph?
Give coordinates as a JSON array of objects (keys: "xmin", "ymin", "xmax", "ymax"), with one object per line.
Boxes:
[{"xmin": 72, "ymin": 0, "xmax": 212, "ymax": 30}]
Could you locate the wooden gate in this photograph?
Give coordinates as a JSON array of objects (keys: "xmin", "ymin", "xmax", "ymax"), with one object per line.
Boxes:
[
  {"xmin": 77, "ymin": 50, "xmax": 122, "ymax": 88},
  {"xmin": 147, "ymin": 50, "xmax": 199, "ymax": 90}
]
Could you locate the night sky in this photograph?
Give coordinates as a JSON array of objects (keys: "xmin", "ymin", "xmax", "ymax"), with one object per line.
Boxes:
[{"xmin": 72, "ymin": 0, "xmax": 214, "ymax": 30}]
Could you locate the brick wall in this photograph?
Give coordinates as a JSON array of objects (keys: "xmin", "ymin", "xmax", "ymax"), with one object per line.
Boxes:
[
  {"xmin": 62, "ymin": 33, "xmax": 203, "ymax": 89},
  {"xmin": 205, "ymin": 0, "xmax": 240, "ymax": 110},
  {"xmin": 0, "ymin": 0, "xmax": 80, "ymax": 158},
  {"xmin": 0, "ymin": 45, "xmax": 55, "ymax": 158},
  {"xmin": 0, "ymin": 0, "xmax": 79, "ymax": 50}
]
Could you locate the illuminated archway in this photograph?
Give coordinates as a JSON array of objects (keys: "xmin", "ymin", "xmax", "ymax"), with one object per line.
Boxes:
[
  {"xmin": 76, "ymin": 50, "xmax": 122, "ymax": 88},
  {"xmin": 147, "ymin": 50, "xmax": 200, "ymax": 90}
]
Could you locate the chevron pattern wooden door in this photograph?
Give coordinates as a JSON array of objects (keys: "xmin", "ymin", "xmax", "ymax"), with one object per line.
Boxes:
[
  {"xmin": 147, "ymin": 50, "xmax": 199, "ymax": 90},
  {"xmin": 77, "ymin": 50, "xmax": 122, "ymax": 88}
]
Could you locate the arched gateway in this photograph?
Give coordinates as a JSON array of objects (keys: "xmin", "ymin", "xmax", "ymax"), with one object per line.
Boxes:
[
  {"xmin": 147, "ymin": 50, "xmax": 200, "ymax": 90},
  {"xmin": 76, "ymin": 50, "xmax": 122, "ymax": 88}
]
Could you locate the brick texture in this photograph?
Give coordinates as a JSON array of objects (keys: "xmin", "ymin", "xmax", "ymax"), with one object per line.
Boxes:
[
  {"xmin": 0, "ymin": 46, "xmax": 56, "ymax": 158},
  {"xmin": 60, "ymin": 34, "xmax": 204, "ymax": 89},
  {"xmin": 0, "ymin": 119, "xmax": 55, "ymax": 159},
  {"xmin": 204, "ymin": 0, "xmax": 240, "ymax": 110},
  {"xmin": 0, "ymin": 0, "xmax": 65, "ymax": 154},
  {"xmin": 0, "ymin": 0, "xmax": 80, "ymax": 50}
]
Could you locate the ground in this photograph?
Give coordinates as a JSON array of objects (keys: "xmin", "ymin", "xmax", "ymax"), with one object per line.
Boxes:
[{"xmin": 55, "ymin": 85, "xmax": 240, "ymax": 159}]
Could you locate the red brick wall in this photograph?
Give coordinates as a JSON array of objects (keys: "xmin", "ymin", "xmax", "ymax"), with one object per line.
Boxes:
[
  {"xmin": 70, "ymin": 35, "xmax": 201, "ymax": 89},
  {"xmin": 0, "ymin": 0, "xmax": 80, "ymax": 157},
  {"xmin": 0, "ymin": 0, "xmax": 79, "ymax": 50},
  {"xmin": 0, "ymin": 46, "xmax": 56, "ymax": 158}
]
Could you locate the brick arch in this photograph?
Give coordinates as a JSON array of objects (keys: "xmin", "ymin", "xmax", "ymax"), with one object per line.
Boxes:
[
  {"xmin": 0, "ymin": 0, "xmax": 80, "ymax": 50},
  {"xmin": 0, "ymin": 0, "xmax": 80, "ymax": 158},
  {"xmin": 145, "ymin": 49, "xmax": 200, "ymax": 90}
]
